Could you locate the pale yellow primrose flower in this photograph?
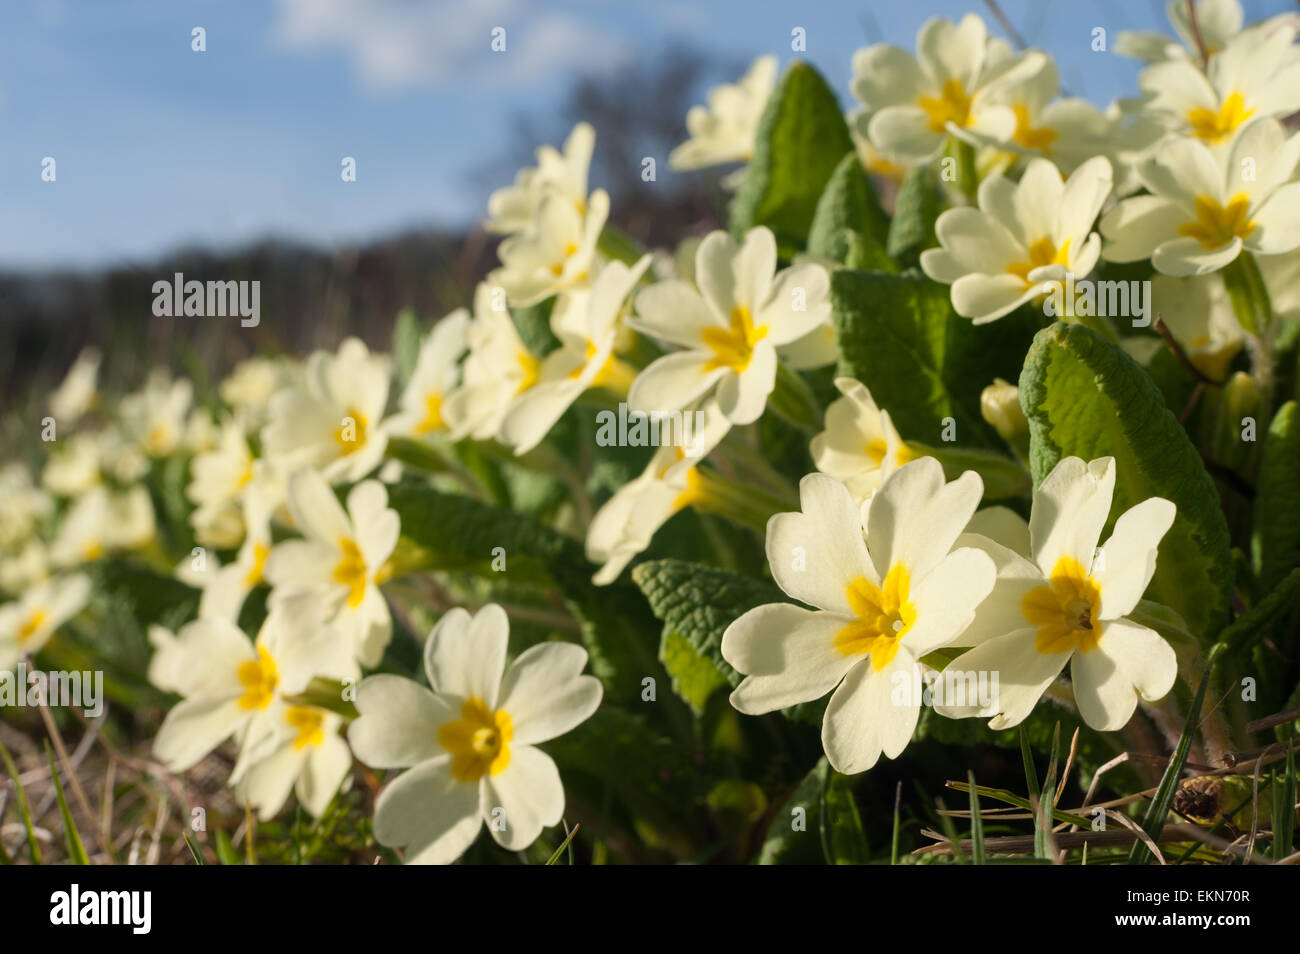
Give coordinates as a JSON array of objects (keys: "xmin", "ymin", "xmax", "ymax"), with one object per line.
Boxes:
[
  {"xmin": 921, "ymin": 156, "xmax": 1113, "ymax": 323},
  {"xmin": 152, "ymin": 592, "xmax": 355, "ymax": 783},
  {"xmin": 500, "ymin": 254, "xmax": 652, "ymax": 456},
  {"xmin": 42, "ymin": 431, "xmax": 104, "ymax": 497},
  {"xmin": 722, "ymin": 461, "xmax": 995, "ymax": 774},
  {"xmin": 264, "ymin": 469, "xmax": 399, "ymax": 668},
  {"xmin": 348, "ymin": 604, "xmax": 602, "ymax": 864},
  {"xmin": 187, "ymin": 416, "xmax": 256, "ymax": 549},
  {"xmin": 118, "ymin": 370, "xmax": 193, "ymax": 458},
  {"xmin": 0, "ymin": 573, "xmax": 90, "ymax": 671},
  {"xmin": 585, "ymin": 398, "xmax": 732, "ymax": 585},
  {"xmin": 490, "ymin": 187, "xmax": 609, "ymax": 307},
  {"xmin": 220, "ymin": 356, "xmax": 297, "ymax": 431},
  {"xmin": 195, "ymin": 482, "xmax": 277, "ymax": 623},
  {"xmin": 1115, "ymin": 0, "xmax": 1248, "ymax": 63},
  {"xmin": 0, "ymin": 540, "xmax": 50, "ymax": 597},
  {"xmin": 0, "ymin": 464, "xmax": 52, "ymax": 550},
  {"xmin": 950, "ymin": 54, "xmax": 1113, "ymax": 175},
  {"xmin": 486, "ymin": 122, "xmax": 595, "ymax": 235},
  {"xmin": 937, "ymin": 456, "xmax": 1178, "ymax": 732},
  {"xmin": 810, "ymin": 377, "xmax": 915, "ymax": 506},
  {"xmin": 262, "ymin": 337, "xmax": 392, "ymax": 484},
  {"xmin": 1130, "ymin": 18, "xmax": 1300, "ymax": 145},
  {"xmin": 669, "ymin": 55, "xmax": 777, "ymax": 172},
  {"xmin": 230, "ymin": 701, "xmax": 351, "ymax": 821},
  {"xmin": 385, "ymin": 307, "xmax": 469, "ymax": 442},
  {"xmin": 441, "ymin": 283, "xmax": 540, "ymax": 442},
  {"xmin": 49, "ymin": 346, "xmax": 101, "ymax": 425},
  {"xmin": 1100, "ymin": 118, "xmax": 1300, "ymax": 277},
  {"xmin": 49, "ymin": 484, "xmax": 155, "ymax": 568},
  {"xmin": 849, "ymin": 14, "xmax": 1038, "ymax": 166},
  {"xmin": 628, "ymin": 226, "xmax": 830, "ymax": 425}
]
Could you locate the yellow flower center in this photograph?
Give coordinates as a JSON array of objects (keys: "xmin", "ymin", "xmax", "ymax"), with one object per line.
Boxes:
[
  {"xmin": 17, "ymin": 609, "xmax": 48, "ymax": 645},
  {"xmin": 865, "ymin": 438, "xmax": 917, "ymax": 469},
  {"xmin": 438, "ymin": 697, "xmax": 514, "ymax": 782},
  {"xmin": 516, "ymin": 349, "xmax": 540, "ymax": 392},
  {"xmin": 1186, "ymin": 92, "xmax": 1253, "ymax": 144},
  {"xmin": 702, "ymin": 304, "xmax": 769, "ymax": 372},
  {"xmin": 285, "ymin": 705, "xmax": 326, "ymax": 750},
  {"xmin": 236, "ymin": 645, "xmax": 279, "ymax": 710},
  {"xmin": 332, "ymin": 537, "xmax": 368, "ymax": 608},
  {"xmin": 1021, "ymin": 555, "xmax": 1103, "ymax": 654},
  {"xmin": 919, "ymin": 78, "xmax": 973, "ymax": 133},
  {"xmin": 83, "ymin": 540, "xmax": 104, "ymax": 561},
  {"xmin": 551, "ymin": 242, "xmax": 579, "ymax": 277},
  {"xmin": 834, "ymin": 565, "xmax": 917, "ymax": 671},
  {"xmin": 236, "ymin": 461, "xmax": 254, "ymax": 489},
  {"xmin": 333, "ymin": 408, "xmax": 369, "ymax": 455},
  {"xmin": 1012, "ymin": 103, "xmax": 1058, "ymax": 153},
  {"xmin": 146, "ymin": 424, "xmax": 172, "ymax": 455},
  {"xmin": 1009, "ymin": 237, "xmax": 1071, "ymax": 284},
  {"xmin": 1177, "ymin": 194, "xmax": 1256, "ymax": 250},
  {"xmin": 244, "ymin": 542, "xmax": 269, "ymax": 587},
  {"xmin": 415, "ymin": 391, "xmax": 444, "ymax": 434}
]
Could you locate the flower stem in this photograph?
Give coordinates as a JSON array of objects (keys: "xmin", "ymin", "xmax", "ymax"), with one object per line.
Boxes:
[
  {"xmin": 767, "ymin": 362, "xmax": 823, "ymax": 433},
  {"xmin": 689, "ymin": 467, "xmax": 796, "ymax": 533}
]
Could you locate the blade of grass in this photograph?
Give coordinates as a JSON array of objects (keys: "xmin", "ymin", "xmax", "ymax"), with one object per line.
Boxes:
[
  {"xmin": 948, "ymin": 780, "xmax": 1091, "ymax": 828},
  {"xmin": 214, "ymin": 829, "xmax": 242, "ymax": 866},
  {"xmin": 967, "ymin": 771, "xmax": 986, "ymax": 864},
  {"xmin": 0, "ymin": 740, "xmax": 41, "ymax": 864},
  {"xmin": 1036, "ymin": 723, "xmax": 1061, "ymax": 860},
  {"xmin": 545, "ymin": 821, "xmax": 581, "ymax": 865},
  {"xmin": 1020, "ymin": 725, "xmax": 1040, "ymax": 803},
  {"xmin": 44, "ymin": 743, "xmax": 89, "ymax": 865},
  {"xmin": 891, "ymin": 780, "xmax": 902, "ymax": 865},
  {"xmin": 1129, "ymin": 652, "xmax": 1219, "ymax": 864},
  {"xmin": 182, "ymin": 831, "xmax": 206, "ymax": 865},
  {"xmin": 935, "ymin": 798, "xmax": 966, "ymax": 863},
  {"xmin": 1273, "ymin": 741, "xmax": 1295, "ymax": 861}
]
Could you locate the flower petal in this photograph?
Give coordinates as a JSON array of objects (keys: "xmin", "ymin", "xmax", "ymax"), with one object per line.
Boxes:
[
  {"xmin": 374, "ymin": 756, "xmax": 481, "ymax": 864},
  {"xmin": 768, "ymin": 473, "xmax": 876, "ymax": 614},
  {"xmin": 497, "ymin": 642, "xmax": 602, "ymax": 745},
  {"xmin": 821, "ymin": 654, "xmax": 919, "ymax": 774},
  {"xmin": 423, "ymin": 605, "xmax": 509, "ymax": 707},
  {"xmin": 723, "ymin": 604, "xmax": 860, "ymax": 713},
  {"xmin": 349, "ymin": 674, "xmax": 453, "ymax": 768},
  {"xmin": 480, "ymin": 745, "xmax": 565, "ymax": 851}
]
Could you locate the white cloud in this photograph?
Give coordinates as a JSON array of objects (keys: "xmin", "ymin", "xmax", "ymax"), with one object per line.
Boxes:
[{"xmin": 271, "ymin": 0, "xmax": 631, "ymax": 92}]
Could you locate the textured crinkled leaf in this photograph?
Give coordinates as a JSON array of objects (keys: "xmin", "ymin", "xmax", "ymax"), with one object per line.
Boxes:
[
  {"xmin": 1216, "ymin": 566, "xmax": 1300, "ymax": 654},
  {"xmin": 632, "ymin": 558, "xmax": 785, "ymax": 692},
  {"xmin": 831, "ymin": 270, "xmax": 1035, "ymax": 446},
  {"xmin": 807, "ymin": 152, "xmax": 889, "ymax": 262},
  {"xmin": 729, "ymin": 61, "xmax": 854, "ymax": 257},
  {"xmin": 886, "ymin": 165, "xmax": 940, "ymax": 262},
  {"xmin": 660, "ymin": 629, "xmax": 729, "ymax": 714},
  {"xmin": 1253, "ymin": 401, "xmax": 1300, "ymax": 592},
  {"xmin": 1019, "ymin": 322, "xmax": 1232, "ymax": 637}
]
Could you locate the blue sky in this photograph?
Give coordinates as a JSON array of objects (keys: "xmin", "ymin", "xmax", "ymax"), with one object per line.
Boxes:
[{"xmin": 0, "ymin": 0, "xmax": 1292, "ymax": 270}]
